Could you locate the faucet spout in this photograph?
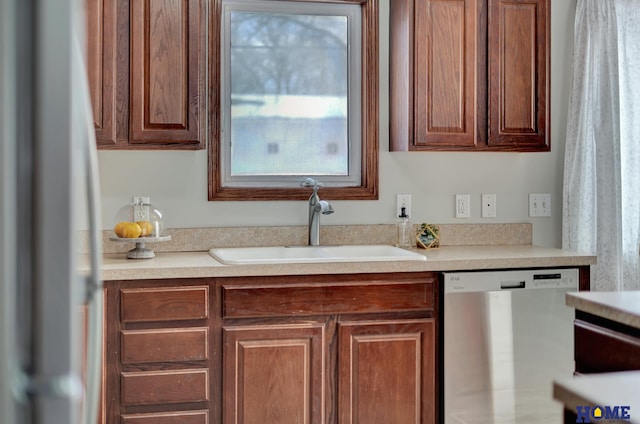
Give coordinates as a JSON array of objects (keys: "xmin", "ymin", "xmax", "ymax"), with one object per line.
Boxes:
[{"xmin": 302, "ymin": 178, "xmax": 334, "ymax": 246}]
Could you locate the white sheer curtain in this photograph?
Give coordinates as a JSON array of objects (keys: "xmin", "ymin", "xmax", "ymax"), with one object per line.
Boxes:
[{"xmin": 563, "ymin": 0, "xmax": 640, "ymax": 291}]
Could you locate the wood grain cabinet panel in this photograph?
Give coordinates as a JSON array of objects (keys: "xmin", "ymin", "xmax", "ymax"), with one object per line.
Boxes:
[
  {"xmin": 223, "ymin": 323, "xmax": 325, "ymax": 424},
  {"xmin": 488, "ymin": 0, "xmax": 549, "ymax": 149},
  {"xmin": 129, "ymin": 0, "xmax": 206, "ymax": 147},
  {"xmin": 414, "ymin": 0, "xmax": 478, "ymax": 148},
  {"xmin": 120, "ymin": 286, "xmax": 209, "ymax": 323},
  {"xmin": 338, "ymin": 319, "xmax": 435, "ymax": 424},
  {"xmin": 121, "ymin": 369, "xmax": 209, "ymax": 406},
  {"xmin": 85, "ymin": 0, "xmax": 117, "ymax": 145},
  {"xmin": 122, "ymin": 410, "xmax": 209, "ymax": 424},
  {"xmin": 222, "ymin": 278, "xmax": 434, "ymax": 318},
  {"xmin": 121, "ymin": 327, "xmax": 209, "ymax": 364}
]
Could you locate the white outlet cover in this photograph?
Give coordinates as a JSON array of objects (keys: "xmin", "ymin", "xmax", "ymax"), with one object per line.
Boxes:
[
  {"xmin": 455, "ymin": 194, "xmax": 470, "ymax": 218},
  {"xmin": 396, "ymin": 193, "xmax": 412, "ymax": 218},
  {"xmin": 482, "ymin": 194, "xmax": 496, "ymax": 218},
  {"xmin": 133, "ymin": 196, "xmax": 150, "ymax": 221}
]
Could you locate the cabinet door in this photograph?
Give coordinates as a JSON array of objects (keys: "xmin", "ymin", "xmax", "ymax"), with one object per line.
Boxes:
[
  {"xmin": 86, "ymin": 0, "xmax": 117, "ymax": 145},
  {"xmin": 488, "ymin": 0, "xmax": 549, "ymax": 150},
  {"xmin": 129, "ymin": 0, "xmax": 206, "ymax": 148},
  {"xmin": 223, "ymin": 323, "xmax": 325, "ymax": 424},
  {"xmin": 338, "ymin": 319, "xmax": 435, "ymax": 424},
  {"xmin": 414, "ymin": 0, "xmax": 479, "ymax": 149}
]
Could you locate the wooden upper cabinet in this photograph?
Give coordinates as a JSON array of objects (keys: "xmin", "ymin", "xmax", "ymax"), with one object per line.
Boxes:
[
  {"xmin": 86, "ymin": 0, "xmax": 117, "ymax": 146},
  {"xmin": 86, "ymin": 0, "xmax": 207, "ymax": 150},
  {"xmin": 414, "ymin": 0, "xmax": 479, "ymax": 149},
  {"xmin": 488, "ymin": 0, "xmax": 549, "ymax": 150},
  {"xmin": 129, "ymin": 0, "xmax": 206, "ymax": 148},
  {"xmin": 390, "ymin": 0, "xmax": 549, "ymax": 152}
]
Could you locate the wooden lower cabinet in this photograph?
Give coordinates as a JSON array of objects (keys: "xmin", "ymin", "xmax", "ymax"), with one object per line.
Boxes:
[
  {"xmin": 121, "ymin": 411, "xmax": 209, "ymax": 424},
  {"xmin": 223, "ymin": 323, "xmax": 325, "ymax": 423},
  {"xmin": 104, "ymin": 280, "xmax": 214, "ymax": 424},
  {"xmin": 338, "ymin": 319, "xmax": 435, "ymax": 424},
  {"xmin": 574, "ymin": 311, "xmax": 640, "ymax": 374},
  {"xmin": 105, "ymin": 272, "xmax": 437, "ymax": 424},
  {"xmin": 222, "ymin": 319, "xmax": 435, "ymax": 424}
]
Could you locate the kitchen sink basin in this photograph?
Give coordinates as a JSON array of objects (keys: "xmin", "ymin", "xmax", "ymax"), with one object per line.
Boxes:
[{"xmin": 209, "ymin": 244, "xmax": 427, "ymax": 265}]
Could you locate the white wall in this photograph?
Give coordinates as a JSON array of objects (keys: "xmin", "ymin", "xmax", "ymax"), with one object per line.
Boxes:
[{"xmin": 98, "ymin": 0, "xmax": 577, "ymax": 248}]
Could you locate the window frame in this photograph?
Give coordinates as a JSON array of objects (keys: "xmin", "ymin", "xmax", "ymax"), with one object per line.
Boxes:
[{"xmin": 209, "ymin": 0, "xmax": 379, "ymax": 201}]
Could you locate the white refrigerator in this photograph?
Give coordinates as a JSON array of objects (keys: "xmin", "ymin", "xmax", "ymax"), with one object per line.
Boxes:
[{"xmin": 1, "ymin": 0, "xmax": 103, "ymax": 423}]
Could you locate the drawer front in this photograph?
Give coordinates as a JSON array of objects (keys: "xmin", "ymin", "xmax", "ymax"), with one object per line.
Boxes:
[
  {"xmin": 122, "ymin": 411, "xmax": 208, "ymax": 424},
  {"xmin": 223, "ymin": 278, "xmax": 434, "ymax": 318},
  {"xmin": 121, "ymin": 369, "xmax": 209, "ymax": 406},
  {"xmin": 121, "ymin": 286, "xmax": 208, "ymax": 323},
  {"xmin": 575, "ymin": 319, "xmax": 640, "ymax": 373},
  {"xmin": 121, "ymin": 328, "xmax": 208, "ymax": 364}
]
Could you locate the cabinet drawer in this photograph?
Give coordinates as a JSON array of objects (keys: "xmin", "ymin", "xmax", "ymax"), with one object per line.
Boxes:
[
  {"xmin": 121, "ymin": 328, "xmax": 208, "ymax": 364},
  {"xmin": 120, "ymin": 286, "xmax": 208, "ymax": 323},
  {"xmin": 222, "ymin": 277, "xmax": 434, "ymax": 318},
  {"xmin": 121, "ymin": 369, "xmax": 209, "ymax": 406},
  {"xmin": 575, "ymin": 319, "xmax": 640, "ymax": 373},
  {"xmin": 122, "ymin": 411, "xmax": 208, "ymax": 424}
]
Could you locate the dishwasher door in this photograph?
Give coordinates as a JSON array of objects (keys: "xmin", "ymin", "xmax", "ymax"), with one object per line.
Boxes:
[{"xmin": 443, "ymin": 269, "xmax": 578, "ymax": 424}]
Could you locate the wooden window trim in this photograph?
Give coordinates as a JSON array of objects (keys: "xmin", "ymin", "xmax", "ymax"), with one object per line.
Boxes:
[{"xmin": 208, "ymin": 0, "xmax": 379, "ymax": 201}]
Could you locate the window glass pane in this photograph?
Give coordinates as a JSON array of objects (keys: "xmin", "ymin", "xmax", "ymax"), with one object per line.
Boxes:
[{"xmin": 229, "ymin": 11, "xmax": 349, "ymax": 177}]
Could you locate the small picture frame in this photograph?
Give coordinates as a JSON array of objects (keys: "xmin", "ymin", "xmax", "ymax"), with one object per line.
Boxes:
[{"xmin": 416, "ymin": 223, "xmax": 440, "ymax": 249}]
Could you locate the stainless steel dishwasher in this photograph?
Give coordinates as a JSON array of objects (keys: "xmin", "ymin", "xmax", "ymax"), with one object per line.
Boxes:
[{"xmin": 442, "ymin": 268, "xmax": 578, "ymax": 424}]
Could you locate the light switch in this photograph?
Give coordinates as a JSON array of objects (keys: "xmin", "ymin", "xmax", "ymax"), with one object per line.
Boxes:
[{"xmin": 529, "ymin": 193, "xmax": 551, "ymax": 217}]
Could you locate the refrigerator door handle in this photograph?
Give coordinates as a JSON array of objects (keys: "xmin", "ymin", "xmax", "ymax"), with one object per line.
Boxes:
[
  {"xmin": 15, "ymin": 372, "xmax": 84, "ymax": 402},
  {"xmin": 72, "ymin": 29, "xmax": 103, "ymax": 424}
]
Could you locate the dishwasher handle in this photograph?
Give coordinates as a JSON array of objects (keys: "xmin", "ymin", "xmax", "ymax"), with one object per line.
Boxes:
[{"xmin": 500, "ymin": 281, "xmax": 526, "ymax": 289}]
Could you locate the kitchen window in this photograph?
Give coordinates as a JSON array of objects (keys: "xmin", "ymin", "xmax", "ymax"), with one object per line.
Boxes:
[{"xmin": 209, "ymin": 0, "xmax": 378, "ymax": 201}]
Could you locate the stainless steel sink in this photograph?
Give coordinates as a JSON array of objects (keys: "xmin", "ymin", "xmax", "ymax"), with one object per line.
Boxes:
[{"xmin": 209, "ymin": 244, "xmax": 427, "ymax": 265}]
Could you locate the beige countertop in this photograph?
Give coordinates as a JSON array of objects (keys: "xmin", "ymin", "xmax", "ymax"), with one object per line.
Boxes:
[
  {"xmin": 553, "ymin": 371, "xmax": 640, "ymax": 423},
  {"xmin": 567, "ymin": 291, "xmax": 640, "ymax": 329},
  {"xmin": 95, "ymin": 244, "xmax": 595, "ymax": 281}
]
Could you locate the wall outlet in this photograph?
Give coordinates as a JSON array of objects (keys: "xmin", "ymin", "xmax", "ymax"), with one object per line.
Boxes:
[
  {"xmin": 132, "ymin": 196, "xmax": 150, "ymax": 221},
  {"xmin": 396, "ymin": 194, "xmax": 412, "ymax": 218},
  {"xmin": 455, "ymin": 194, "xmax": 470, "ymax": 218},
  {"xmin": 482, "ymin": 194, "xmax": 497, "ymax": 218},
  {"xmin": 529, "ymin": 193, "xmax": 551, "ymax": 217}
]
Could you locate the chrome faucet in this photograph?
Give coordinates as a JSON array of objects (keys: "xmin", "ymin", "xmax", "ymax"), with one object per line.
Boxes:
[{"xmin": 301, "ymin": 178, "xmax": 334, "ymax": 246}]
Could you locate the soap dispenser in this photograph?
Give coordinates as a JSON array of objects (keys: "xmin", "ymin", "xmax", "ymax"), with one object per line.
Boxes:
[{"xmin": 396, "ymin": 206, "xmax": 412, "ymax": 248}]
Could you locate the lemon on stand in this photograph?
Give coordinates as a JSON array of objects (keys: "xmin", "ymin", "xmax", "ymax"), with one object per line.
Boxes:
[
  {"xmin": 114, "ymin": 221, "xmax": 142, "ymax": 238},
  {"xmin": 136, "ymin": 221, "xmax": 154, "ymax": 237}
]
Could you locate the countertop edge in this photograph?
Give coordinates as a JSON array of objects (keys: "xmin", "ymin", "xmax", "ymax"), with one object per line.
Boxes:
[
  {"xmin": 566, "ymin": 292, "xmax": 640, "ymax": 330},
  {"xmin": 95, "ymin": 245, "xmax": 596, "ymax": 281}
]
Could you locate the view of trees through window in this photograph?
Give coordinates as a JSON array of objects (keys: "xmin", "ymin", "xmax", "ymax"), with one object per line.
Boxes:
[{"xmin": 227, "ymin": 8, "xmax": 354, "ymax": 178}]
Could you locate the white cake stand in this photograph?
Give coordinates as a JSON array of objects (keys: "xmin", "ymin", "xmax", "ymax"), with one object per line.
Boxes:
[{"xmin": 109, "ymin": 235, "xmax": 171, "ymax": 259}]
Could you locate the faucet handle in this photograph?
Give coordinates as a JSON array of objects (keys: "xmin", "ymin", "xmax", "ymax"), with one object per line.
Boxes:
[{"xmin": 301, "ymin": 177, "xmax": 324, "ymax": 188}]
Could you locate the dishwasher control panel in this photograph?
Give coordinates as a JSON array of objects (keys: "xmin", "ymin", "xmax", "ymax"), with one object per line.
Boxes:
[
  {"xmin": 443, "ymin": 268, "xmax": 579, "ymax": 293},
  {"xmin": 532, "ymin": 272, "xmax": 577, "ymax": 288}
]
